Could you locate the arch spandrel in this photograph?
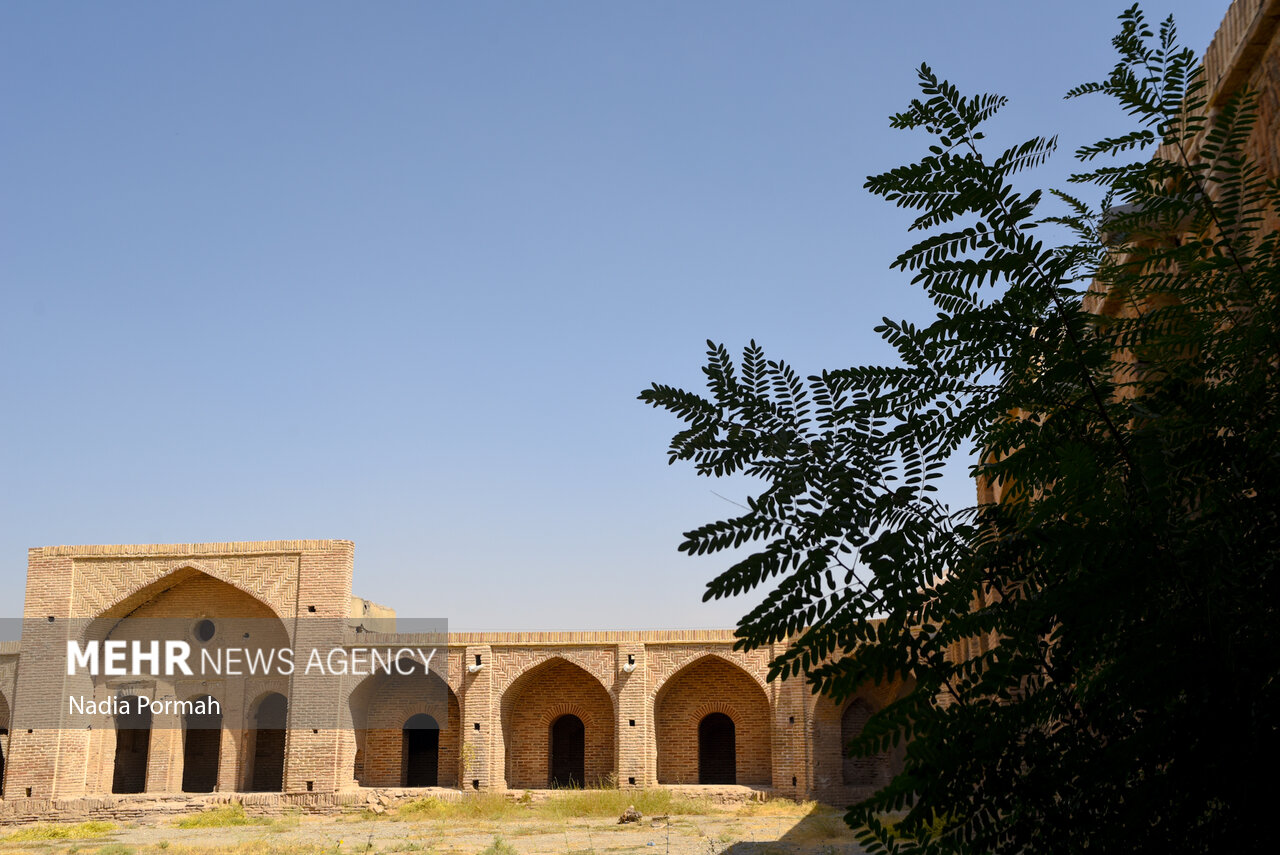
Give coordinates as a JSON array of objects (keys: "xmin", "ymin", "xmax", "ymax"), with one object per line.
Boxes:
[
  {"xmin": 79, "ymin": 571, "xmax": 294, "ymax": 668},
  {"xmin": 492, "ymin": 648, "xmax": 617, "ymax": 698},
  {"xmin": 443, "ymin": 648, "xmax": 465, "ymax": 696},
  {"xmin": 647, "ymin": 648, "xmax": 773, "ymax": 702},
  {"xmin": 71, "ymin": 555, "xmax": 301, "ymax": 624}
]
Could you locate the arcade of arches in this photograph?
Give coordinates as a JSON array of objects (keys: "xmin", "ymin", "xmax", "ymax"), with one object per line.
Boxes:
[
  {"xmin": 0, "ymin": 541, "xmax": 908, "ymax": 803},
  {"xmin": 1, "ymin": 0, "xmax": 1276, "ymax": 812}
]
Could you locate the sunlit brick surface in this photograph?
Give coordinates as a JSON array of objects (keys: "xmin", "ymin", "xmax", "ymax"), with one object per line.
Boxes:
[{"xmin": 0, "ymin": 540, "xmax": 907, "ymax": 807}]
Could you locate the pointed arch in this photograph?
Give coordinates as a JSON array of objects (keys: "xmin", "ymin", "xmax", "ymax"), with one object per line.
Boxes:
[
  {"xmin": 492, "ymin": 648, "xmax": 616, "ymax": 699},
  {"xmin": 403, "ymin": 713, "xmax": 441, "ymax": 787},
  {"xmin": 654, "ymin": 654, "xmax": 771, "ymax": 786},
  {"xmin": 698, "ymin": 712, "xmax": 736, "ymax": 784},
  {"xmin": 648, "ymin": 649, "xmax": 771, "ymax": 700},
  {"xmin": 349, "ymin": 656, "xmax": 460, "ymax": 788},
  {"xmin": 501, "ymin": 656, "xmax": 615, "ymax": 789},
  {"xmin": 80, "ymin": 567, "xmax": 293, "ymax": 651},
  {"xmin": 809, "ymin": 678, "xmax": 913, "ymax": 801},
  {"xmin": 85, "ymin": 562, "xmax": 292, "ymax": 626},
  {"xmin": 550, "ymin": 714, "xmax": 585, "ymax": 787},
  {"xmin": 840, "ymin": 699, "xmax": 877, "ymax": 786}
]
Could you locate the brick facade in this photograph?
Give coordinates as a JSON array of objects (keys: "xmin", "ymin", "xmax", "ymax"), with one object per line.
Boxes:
[
  {"xmin": 654, "ymin": 657, "xmax": 771, "ymax": 786},
  {"xmin": 502, "ymin": 659, "xmax": 615, "ymax": 789},
  {"xmin": 0, "ymin": 540, "xmax": 906, "ymax": 806}
]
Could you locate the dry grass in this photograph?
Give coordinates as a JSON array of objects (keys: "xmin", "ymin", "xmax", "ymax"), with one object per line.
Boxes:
[
  {"xmin": 394, "ymin": 789, "xmax": 808, "ymax": 823},
  {"xmin": 476, "ymin": 835, "xmax": 517, "ymax": 855},
  {"xmin": 2, "ymin": 822, "xmax": 117, "ymax": 842},
  {"xmin": 170, "ymin": 805, "xmax": 272, "ymax": 830},
  {"xmin": 872, "ymin": 810, "xmax": 948, "ymax": 842},
  {"xmin": 731, "ymin": 799, "xmax": 819, "ymax": 818},
  {"xmin": 116, "ymin": 844, "xmax": 326, "ymax": 855},
  {"xmin": 395, "ymin": 792, "xmax": 524, "ymax": 822},
  {"xmin": 526, "ymin": 789, "xmax": 715, "ymax": 820},
  {"xmin": 0, "ymin": 792, "xmax": 834, "ymax": 855},
  {"xmin": 782, "ymin": 807, "xmax": 857, "ymax": 845}
]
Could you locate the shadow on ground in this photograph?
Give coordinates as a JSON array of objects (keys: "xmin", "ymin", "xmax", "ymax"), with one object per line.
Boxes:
[{"xmin": 720, "ymin": 803, "xmax": 864, "ymax": 855}]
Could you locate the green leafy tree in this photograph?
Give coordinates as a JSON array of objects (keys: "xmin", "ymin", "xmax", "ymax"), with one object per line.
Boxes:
[{"xmin": 641, "ymin": 7, "xmax": 1279, "ymax": 854}]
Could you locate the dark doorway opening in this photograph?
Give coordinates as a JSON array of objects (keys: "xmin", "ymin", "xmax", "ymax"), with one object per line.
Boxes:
[
  {"xmin": 0, "ymin": 727, "xmax": 7, "ymax": 798},
  {"xmin": 182, "ymin": 695, "xmax": 222, "ymax": 793},
  {"xmin": 249, "ymin": 693, "xmax": 287, "ymax": 792},
  {"xmin": 112, "ymin": 700, "xmax": 152, "ymax": 794},
  {"xmin": 403, "ymin": 714, "xmax": 440, "ymax": 787},
  {"xmin": 698, "ymin": 712, "xmax": 736, "ymax": 784},
  {"xmin": 549, "ymin": 714, "xmax": 585, "ymax": 788}
]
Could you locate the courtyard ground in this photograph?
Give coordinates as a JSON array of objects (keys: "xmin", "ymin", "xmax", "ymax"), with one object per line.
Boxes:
[{"xmin": 0, "ymin": 792, "xmax": 869, "ymax": 855}]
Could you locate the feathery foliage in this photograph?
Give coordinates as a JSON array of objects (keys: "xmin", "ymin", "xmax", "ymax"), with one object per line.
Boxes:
[{"xmin": 640, "ymin": 7, "xmax": 1279, "ymax": 854}]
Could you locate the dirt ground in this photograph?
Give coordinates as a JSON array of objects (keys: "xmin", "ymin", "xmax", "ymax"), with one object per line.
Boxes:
[{"xmin": 0, "ymin": 802, "xmax": 868, "ymax": 855}]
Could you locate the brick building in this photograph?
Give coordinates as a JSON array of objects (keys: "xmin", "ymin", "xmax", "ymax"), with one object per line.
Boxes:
[
  {"xmin": 0, "ymin": 540, "xmax": 907, "ymax": 804},
  {"xmin": 2, "ymin": 0, "xmax": 1275, "ymax": 816}
]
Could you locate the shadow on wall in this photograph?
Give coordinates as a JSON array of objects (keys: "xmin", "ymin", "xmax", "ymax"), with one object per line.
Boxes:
[
  {"xmin": 348, "ymin": 658, "xmax": 459, "ymax": 789},
  {"xmin": 0, "ymin": 690, "xmax": 8, "ymax": 798}
]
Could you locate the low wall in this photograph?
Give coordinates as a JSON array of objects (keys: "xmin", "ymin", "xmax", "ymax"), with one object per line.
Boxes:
[
  {"xmin": 0, "ymin": 788, "xmax": 461, "ymax": 826},
  {"xmin": 0, "ymin": 784, "xmax": 782, "ymax": 826}
]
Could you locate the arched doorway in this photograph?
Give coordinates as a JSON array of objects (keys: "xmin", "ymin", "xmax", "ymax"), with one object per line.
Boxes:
[
  {"xmin": 182, "ymin": 695, "xmax": 222, "ymax": 793},
  {"xmin": 348, "ymin": 658, "xmax": 460, "ymax": 789},
  {"xmin": 841, "ymin": 699, "xmax": 874, "ymax": 785},
  {"xmin": 112, "ymin": 697, "xmax": 152, "ymax": 794},
  {"xmin": 654, "ymin": 656, "xmax": 771, "ymax": 786},
  {"xmin": 248, "ymin": 693, "xmax": 287, "ymax": 792},
  {"xmin": 698, "ymin": 713, "xmax": 736, "ymax": 784},
  {"xmin": 500, "ymin": 658, "xmax": 614, "ymax": 789},
  {"xmin": 403, "ymin": 713, "xmax": 439, "ymax": 787},
  {"xmin": 549, "ymin": 714, "xmax": 585, "ymax": 788}
]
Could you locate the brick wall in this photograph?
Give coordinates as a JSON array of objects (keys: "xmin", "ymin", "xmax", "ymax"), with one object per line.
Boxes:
[
  {"xmin": 357, "ymin": 668, "xmax": 460, "ymax": 788},
  {"xmin": 806, "ymin": 680, "xmax": 910, "ymax": 805},
  {"xmin": 653, "ymin": 656, "xmax": 771, "ymax": 786},
  {"xmin": 4, "ymin": 541, "xmax": 349, "ymax": 800},
  {"xmin": 2, "ymin": 542, "xmax": 911, "ymax": 806},
  {"xmin": 0, "ymin": 688, "xmax": 9, "ymax": 799},
  {"xmin": 1201, "ymin": 0, "xmax": 1280, "ymax": 231},
  {"xmin": 501, "ymin": 659, "xmax": 615, "ymax": 789}
]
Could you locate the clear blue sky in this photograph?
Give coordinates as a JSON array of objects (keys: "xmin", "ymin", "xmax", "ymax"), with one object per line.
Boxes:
[{"xmin": 1, "ymin": 2, "xmax": 1227, "ymax": 629}]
